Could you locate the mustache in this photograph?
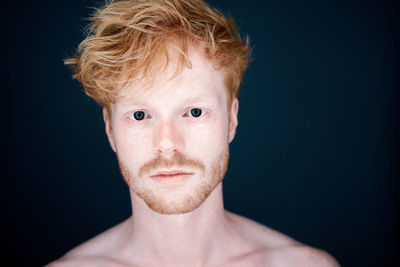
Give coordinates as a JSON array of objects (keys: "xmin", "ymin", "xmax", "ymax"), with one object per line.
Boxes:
[{"xmin": 138, "ymin": 153, "xmax": 205, "ymax": 177}]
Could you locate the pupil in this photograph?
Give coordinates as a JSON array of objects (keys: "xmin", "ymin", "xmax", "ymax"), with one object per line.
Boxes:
[
  {"xmin": 134, "ymin": 111, "xmax": 145, "ymax": 120},
  {"xmin": 191, "ymin": 108, "xmax": 202, "ymax": 117}
]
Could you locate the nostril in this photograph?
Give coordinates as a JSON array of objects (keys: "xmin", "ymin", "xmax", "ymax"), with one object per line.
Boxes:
[{"xmin": 153, "ymin": 120, "xmax": 184, "ymax": 154}]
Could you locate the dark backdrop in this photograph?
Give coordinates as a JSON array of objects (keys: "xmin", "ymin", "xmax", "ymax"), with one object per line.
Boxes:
[{"xmin": 3, "ymin": 0, "xmax": 399, "ymax": 266}]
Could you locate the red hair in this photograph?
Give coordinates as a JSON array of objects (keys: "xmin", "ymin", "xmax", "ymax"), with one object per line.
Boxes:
[{"xmin": 65, "ymin": 0, "xmax": 251, "ymax": 106}]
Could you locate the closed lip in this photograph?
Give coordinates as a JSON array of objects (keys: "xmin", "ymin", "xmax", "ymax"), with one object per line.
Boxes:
[{"xmin": 150, "ymin": 170, "xmax": 194, "ymax": 177}]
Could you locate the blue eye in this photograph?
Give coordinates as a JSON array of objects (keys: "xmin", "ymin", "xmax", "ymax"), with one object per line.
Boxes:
[
  {"xmin": 133, "ymin": 111, "xmax": 145, "ymax": 120},
  {"xmin": 190, "ymin": 108, "xmax": 202, "ymax": 117}
]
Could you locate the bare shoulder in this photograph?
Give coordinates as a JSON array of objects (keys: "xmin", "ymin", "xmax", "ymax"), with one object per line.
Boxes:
[
  {"xmin": 225, "ymin": 211, "xmax": 299, "ymax": 248},
  {"xmin": 45, "ymin": 255, "xmax": 130, "ymax": 267},
  {"xmin": 225, "ymin": 211, "xmax": 340, "ymax": 267},
  {"xmin": 46, "ymin": 218, "xmax": 133, "ymax": 267},
  {"xmin": 265, "ymin": 245, "xmax": 340, "ymax": 267}
]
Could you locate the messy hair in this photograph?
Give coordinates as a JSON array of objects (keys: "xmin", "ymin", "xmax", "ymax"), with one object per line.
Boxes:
[{"xmin": 65, "ymin": 0, "xmax": 251, "ymax": 107}]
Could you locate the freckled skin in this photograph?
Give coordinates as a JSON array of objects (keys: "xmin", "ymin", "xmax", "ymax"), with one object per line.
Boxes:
[
  {"xmin": 47, "ymin": 48, "xmax": 340, "ymax": 267},
  {"xmin": 108, "ymin": 50, "xmax": 231, "ymax": 215}
]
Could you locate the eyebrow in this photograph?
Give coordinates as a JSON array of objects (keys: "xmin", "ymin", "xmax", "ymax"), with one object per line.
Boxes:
[
  {"xmin": 182, "ymin": 94, "xmax": 218, "ymax": 104},
  {"xmin": 120, "ymin": 94, "xmax": 218, "ymax": 108}
]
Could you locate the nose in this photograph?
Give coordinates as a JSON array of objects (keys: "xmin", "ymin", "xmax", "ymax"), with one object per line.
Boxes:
[{"xmin": 153, "ymin": 119, "xmax": 184, "ymax": 156}]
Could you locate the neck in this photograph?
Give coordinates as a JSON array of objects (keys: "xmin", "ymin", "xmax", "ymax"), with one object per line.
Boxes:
[{"xmin": 125, "ymin": 183, "xmax": 236, "ymax": 266}]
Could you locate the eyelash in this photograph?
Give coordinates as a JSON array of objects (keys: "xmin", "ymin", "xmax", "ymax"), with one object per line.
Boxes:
[
  {"xmin": 128, "ymin": 108, "xmax": 206, "ymax": 121},
  {"xmin": 128, "ymin": 111, "xmax": 151, "ymax": 121},
  {"xmin": 183, "ymin": 108, "xmax": 206, "ymax": 118}
]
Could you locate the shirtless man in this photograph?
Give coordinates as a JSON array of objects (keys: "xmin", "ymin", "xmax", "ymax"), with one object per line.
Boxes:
[{"xmin": 47, "ymin": 0, "xmax": 340, "ymax": 266}]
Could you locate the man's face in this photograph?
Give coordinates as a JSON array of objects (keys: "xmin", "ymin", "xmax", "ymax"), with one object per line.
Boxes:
[{"xmin": 103, "ymin": 48, "xmax": 238, "ymax": 215}]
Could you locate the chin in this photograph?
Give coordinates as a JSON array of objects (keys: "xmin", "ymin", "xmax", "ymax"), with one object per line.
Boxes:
[
  {"xmin": 134, "ymin": 178, "xmax": 220, "ymax": 215},
  {"xmin": 118, "ymin": 146, "xmax": 230, "ymax": 215}
]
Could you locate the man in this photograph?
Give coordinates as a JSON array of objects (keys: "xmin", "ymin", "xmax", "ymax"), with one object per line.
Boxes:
[{"xmin": 48, "ymin": 0, "xmax": 340, "ymax": 266}]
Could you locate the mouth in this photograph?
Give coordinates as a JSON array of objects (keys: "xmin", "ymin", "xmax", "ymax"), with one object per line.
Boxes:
[{"xmin": 150, "ymin": 170, "xmax": 194, "ymax": 184}]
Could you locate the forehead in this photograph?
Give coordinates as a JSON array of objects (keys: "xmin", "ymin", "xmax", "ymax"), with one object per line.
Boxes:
[{"xmin": 114, "ymin": 48, "xmax": 227, "ymax": 107}]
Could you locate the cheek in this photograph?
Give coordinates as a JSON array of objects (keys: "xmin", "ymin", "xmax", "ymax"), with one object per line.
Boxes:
[
  {"xmin": 111, "ymin": 114, "xmax": 229, "ymax": 168},
  {"xmin": 112, "ymin": 124, "xmax": 152, "ymax": 167},
  {"xmin": 184, "ymin": 117, "xmax": 229, "ymax": 159}
]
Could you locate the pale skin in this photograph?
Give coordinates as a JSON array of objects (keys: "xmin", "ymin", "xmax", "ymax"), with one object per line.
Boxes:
[{"xmin": 47, "ymin": 48, "xmax": 340, "ymax": 267}]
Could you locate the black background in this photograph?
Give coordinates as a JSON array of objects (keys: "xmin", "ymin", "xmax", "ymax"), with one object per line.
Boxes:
[{"xmin": 3, "ymin": 0, "xmax": 399, "ymax": 266}]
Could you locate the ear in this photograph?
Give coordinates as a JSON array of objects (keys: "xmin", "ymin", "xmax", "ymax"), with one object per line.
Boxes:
[
  {"xmin": 228, "ymin": 98, "xmax": 239, "ymax": 143},
  {"xmin": 103, "ymin": 107, "xmax": 116, "ymax": 152}
]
